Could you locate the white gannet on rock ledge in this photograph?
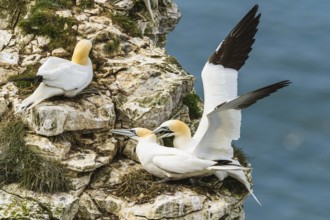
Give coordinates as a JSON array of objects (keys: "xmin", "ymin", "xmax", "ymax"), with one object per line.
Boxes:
[
  {"xmin": 112, "ymin": 128, "xmax": 249, "ymax": 182},
  {"xmin": 15, "ymin": 39, "xmax": 93, "ymax": 113}
]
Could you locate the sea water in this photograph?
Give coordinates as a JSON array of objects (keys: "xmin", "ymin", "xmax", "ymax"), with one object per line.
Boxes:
[{"xmin": 166, "ymin": 1, "xmax": 330, "ymax": 219}]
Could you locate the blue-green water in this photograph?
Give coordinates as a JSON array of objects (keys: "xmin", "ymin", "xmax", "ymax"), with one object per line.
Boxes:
[{"xmin": 166, "ymin": 1, "xmax": 330, "ymax": 219}]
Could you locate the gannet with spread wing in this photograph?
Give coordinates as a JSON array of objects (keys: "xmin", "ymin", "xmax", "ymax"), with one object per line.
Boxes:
[
  {"xmin": 153, "ymin": 80, "xmax": 291, "ymax": 205},
  {"xmin": 194, "ymin": 4, "xmax": 261, "ymax": 159},
  {"xmin": 15, "ymin": 39, "xmax": 93, "ymax": 113}
]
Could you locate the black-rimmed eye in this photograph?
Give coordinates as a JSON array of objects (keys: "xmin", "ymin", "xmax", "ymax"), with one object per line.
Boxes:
[
  {"xmin": 159, "ymin": 126, "xmax": 172, "ymax": 135},
  {"xmin": 129, "ymin": 129, "xmax": 137, "ymax": 135}
]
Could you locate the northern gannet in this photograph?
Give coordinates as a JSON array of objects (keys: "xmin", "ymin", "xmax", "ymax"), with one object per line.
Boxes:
[
  {"xmin": 154, "ymin": 81, "xmax": 291, "ymax": 159},
  {"xmin": 15, "ymin": 39, "xmax": 93, "ymax": 113},
  {"xmin": 153, "ymin": 80, "xmax": 291, "ymax": 205},
  {"xmin": 112, "ymin": 128, "xmax": 249, "ymax": 182},
  {"xmin": 194, "ymin": 4, "xmax": 261, "ymax": 159}
]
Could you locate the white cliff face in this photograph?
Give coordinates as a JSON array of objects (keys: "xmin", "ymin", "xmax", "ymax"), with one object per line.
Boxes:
[{"xmin": 0, "ymin": 0, "xmax": 248, "ymax": 219}]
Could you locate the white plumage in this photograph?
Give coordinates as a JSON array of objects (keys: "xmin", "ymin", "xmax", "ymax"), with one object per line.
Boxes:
[
  {"xmin": 153, "ymin": 80, "xmax": 291, "ymax": 205},
  {"xmin": 112, "ymin": 128, "xmax": 249, "ymax": 181},
  {"xmin": 16, "ymin": 39, "xmax": 93, "ymax": 113}
]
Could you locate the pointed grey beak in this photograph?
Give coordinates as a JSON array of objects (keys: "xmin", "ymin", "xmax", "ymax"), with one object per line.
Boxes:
[
  {"xmin": 87, "ymin": 38, "xmax": 94, "ymax": 44},
  {"xmin": 111, "ymin": 129, "xmax": 136, "ymax": 138},
  {"xmin": 152, "ymin": 126, "xmax": 174, "ymax": 139}
]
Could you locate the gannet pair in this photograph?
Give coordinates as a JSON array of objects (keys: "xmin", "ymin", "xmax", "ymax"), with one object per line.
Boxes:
[
  {"xmin": 153, "ymin": 81, "xmax": 291, "ymax": 205},
  {"xmin": 15, "ymin": 39, "xmax": 93, "ymax": 113},
  {"xmin": 112, "ymin": 81, "xmax": 289, "ymax": 191},
  {"xmin": 112, "ymin": 128, "xmax": 249, "ymax": 182},
  {"xmin": 151, "ymin": 5, "xmax": 290, "ymax": 206},
  {"xmin": 152, "ymin": 5, "xmax": 265, "ymax": 204}
]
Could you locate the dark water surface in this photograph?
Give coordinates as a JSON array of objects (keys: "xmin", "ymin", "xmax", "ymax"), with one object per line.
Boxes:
[{"xmin": 166, "ymin": 1, "xmax": 330, "ymax": 219}]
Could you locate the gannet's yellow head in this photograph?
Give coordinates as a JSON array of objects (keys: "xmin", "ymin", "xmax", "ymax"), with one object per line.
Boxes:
[
  {"xmin": 153, "ymin": 120, "xmax": 191, "ymax": 139},
  {"xmin": 71, "ymin": 39, "xmax": 92, "ymax": 65},
  {"xmin": 112, "ymin": 128, "xmax": 157, "ymax": 141}
]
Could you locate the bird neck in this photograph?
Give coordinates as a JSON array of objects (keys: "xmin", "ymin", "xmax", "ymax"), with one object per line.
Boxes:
[
  {"xmin": 72, "ymin": 53, "xmax": 89, "ymax": 65},
  {"xmin": 173, "ymin": 132, "xmax": 193, "ymax": 152}
]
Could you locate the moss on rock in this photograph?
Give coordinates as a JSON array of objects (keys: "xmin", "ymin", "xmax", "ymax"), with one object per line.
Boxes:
[
  {"xmin": 183, "ymin": 92, "xmax": 202, "ymax": 120},
  {"xmin": 111, "ymin": 13, "xmax": 142, "ymax": 38},
  {"xmin": 18, "ymin": 0, "xmax": 77, "ymax": 51}
]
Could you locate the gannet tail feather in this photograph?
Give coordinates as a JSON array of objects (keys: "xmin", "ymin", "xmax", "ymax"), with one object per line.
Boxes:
[
  {"xmin": 249, "ymin": 190, "xmax": 262, "ymax": 206},
  {"xmin": 227, "ymin": 168, "xmax": 261, "ymax": 206},
  {"xmin": 207, "ymin": 165, "xmax": 250, "ymax": 171},
  {"xmin": 10, "ymin": 75, "xmax": 43, "ymax": 84},
  {"xmin": 208, "ymin": 4, "xmax": 261, "ymax": 70},
  {"xmin": 15, "ymin": 83, "xmax": 63, "ymax": 113}
]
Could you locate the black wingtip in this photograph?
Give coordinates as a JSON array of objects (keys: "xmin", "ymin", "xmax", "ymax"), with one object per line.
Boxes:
[
  {"xmin": 209, "ymin": 5, "xmax": 261, "ymax": 70},
  {"xmin": 236, "ymin": 80, "xmax": 292, "ymax": 109}
]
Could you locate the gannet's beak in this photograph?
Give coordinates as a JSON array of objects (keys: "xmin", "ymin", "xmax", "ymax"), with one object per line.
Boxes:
[
  {"xmin": 152, "ymin": 126, "xmax": 174, "ymax": 139},
  {"xmin": 111, "ymin": 129, "xmax": 136, "ymax": 138},
  {"xmin": 87, "ymin": 38, "xmax": 94, "ymax": 44}
]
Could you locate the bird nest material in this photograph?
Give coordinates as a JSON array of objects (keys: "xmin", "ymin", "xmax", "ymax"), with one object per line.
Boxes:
[{"xmin": 110, "ymin": 166, "xmax": 247, "ymax": 204}]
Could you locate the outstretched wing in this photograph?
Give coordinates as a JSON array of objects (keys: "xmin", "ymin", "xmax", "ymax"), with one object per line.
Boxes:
[
  {"xmin": 194, "ymin": 5, "xmax": 261, "ymax": 140},
  {"xmin": 193, "ymin": 81, "xmax": 291, "ymax": 160}
]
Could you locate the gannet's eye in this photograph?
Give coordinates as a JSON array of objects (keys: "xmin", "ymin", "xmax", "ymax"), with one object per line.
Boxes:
[{"xmin": 130, "ymin": 129, "xmax": 137, "ymax": 136}]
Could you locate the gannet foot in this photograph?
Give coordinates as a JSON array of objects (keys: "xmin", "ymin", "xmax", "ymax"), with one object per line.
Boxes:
[{"xmin": 77, "ymin": 88, "xmax": 100, "ymax": 96}]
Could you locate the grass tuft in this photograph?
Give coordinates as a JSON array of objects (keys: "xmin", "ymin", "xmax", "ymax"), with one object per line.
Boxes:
[
  {"xmin": 232, "ymin": 143, "xmax": 250, "ymax": 167},
  {"xmin": 0, "ymin": 116, "xmax": 69, "ymax": 193},
  {"xmin": 111, "ymin": 13, "xmax": 142, "ymax": 38},
  {"xmin": 79, "ymin": 0, "xmax": 94, "ymax": 9},
  {"xmin": 183, "ymin": 92, "xmax": 202, "ymax": 120},
  {"xmin": 18, "ymin": 0, "xmax": 77, "ymax": 51},
  {"xmin": 103, "ymin": 38, "xmax": 121, "ymax": 54}
]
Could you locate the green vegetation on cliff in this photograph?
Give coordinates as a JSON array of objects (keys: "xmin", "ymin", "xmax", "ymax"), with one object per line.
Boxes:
[{"xmin": 0, "ymin": 116, "xmax": 69, "ymax": 193}]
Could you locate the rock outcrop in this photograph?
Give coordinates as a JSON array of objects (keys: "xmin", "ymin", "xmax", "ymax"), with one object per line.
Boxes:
[{"xmin": 0, "ymin": 0, "xmax": 249, "ymax": 219}]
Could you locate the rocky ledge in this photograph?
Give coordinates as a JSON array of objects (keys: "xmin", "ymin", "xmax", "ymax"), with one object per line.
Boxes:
[{"xmin": 0, "ymin": 0, "xmax": 249, "ymax": 219}]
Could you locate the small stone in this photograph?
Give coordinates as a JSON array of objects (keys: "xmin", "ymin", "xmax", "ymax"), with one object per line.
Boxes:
[
  {"xmin": 64, "ymin": 149, "xmax": 100, "ymax": 172},
  {"xmin": 0, "ymin": 98, "xmax": 9, "ymax": 118},
  {"xmin": 84, "ymin": 8, "xmax": 102, "ymax": 15},
  {"xmin": 114, "ymin": 0, "xmax": 135, "ymax": 10},
  {"xmin": 0, "ymin": 52, "xmax": 19, "ymax": 66},
  {"xmin": 56, "ymin": 10, "xmax": 73, "ymax": 18},
  {"xmin": 21, "ymin": 54, "xmax": 42, "ymax": 66},
  {"xmin": 76, "ymin": 192, "xmax": 101, "ymax": 219},
  {"xmin": 0, "ymin": 69, "xmax": 19, "ymax": 85},
  {"xmin": 75, "ymin": 13, "xmax": 89, "ymax": 21},
  {"xmin": 25, "ymin": 134, "xmax": 71, "ymax": 160},
  {"xmin": 0, "ymin": 30, "xmax": 12, "ymax": 51},
  {"xmin": 36, "ymin": 36, "xmax": 50, "ymax": 47},
  {"xmin": 89, "ymin": 16, "xmax": 112, "ymax": 25},
  {"xmin": 52, "ymin": 48, "xmax": 69, "ymax": 57}
]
